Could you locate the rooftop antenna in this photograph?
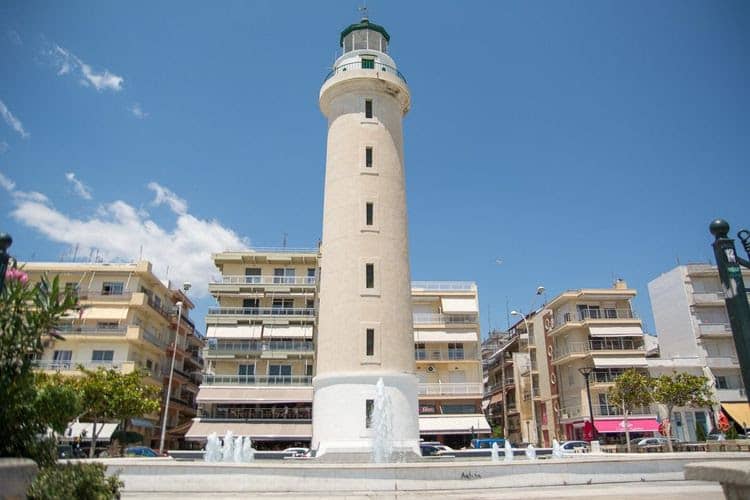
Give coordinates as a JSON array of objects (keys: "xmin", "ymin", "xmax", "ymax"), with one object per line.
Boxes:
[
  {"xmin": 282, "ymin": 232, "xmax": 288, "ymax": 249},
  {"xmin": 358, "ymin": 3, "xmax": 368, "ymax": 21}
]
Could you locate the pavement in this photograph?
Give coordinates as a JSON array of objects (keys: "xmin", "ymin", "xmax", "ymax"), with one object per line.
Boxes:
[{"xmin": 121, "ymin": 479, "xmax": 723, "ymax": 499}]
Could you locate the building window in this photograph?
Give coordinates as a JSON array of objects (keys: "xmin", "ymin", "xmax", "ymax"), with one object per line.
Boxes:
[
  {"xmin": 448, "ymin": 342, "xmax": 464, "ymax": 360},
  {"xmin": 305, "ymin": 364, "xmax": 313, "ymax": 377},
  {"xmin": 306, "ymin": 298, "xmax": 315, "ymax": 309},
  {"xmin": 441, "ymin": 404, "xmax": 476, "ymax": 414},
  {"xmin": 243, "ymin": 298, "xmax": 259, "ymax": 310},
  {"xmin": 361, "ymin": 58, "xmax": 374, "ymax": 69},
  {"xmin": 239, "ymin": 364, "xmax": 255, "ymax": 383},
  {"xmin": 269, "ymin": 364, "xmax": 292, "ymax": 384},
  {"xmin": 274, "ymin": 268, "xmax": 295, "ymax": 284},
  {"xmin": 415, "ymin": 343, "xmax": 426, "ymax": 360},
  {"xmin": 365, "ymin": 99, "xmax": 373, "ymax": 119},
  {"xmin": 365, "ymin": 263, "xmax": 374, "ymax": 289},
  {"xmin": 366, "ymin": 202, "xmax": 374, "ymax": 226},
  {"xmin": 64, "ymin": 282, "xmax": 80, "ymax": 296},
  {"xmin": 716, "ymin": 376, "xmax": 728, "ymax": 389},
  {"xmin": 101, "ymin": 282, "xmax": 124, "ymax": 295},
  {"xmin": 272, "ymin": 298, "xmax": 294, "ymax": 313},
  {"xmin": 245, "ymin": 268, "xmax": 261, "ymax": 284},
  {"xmin": 366, "ymin": 399, "xmax": 374, "ymax": 428},
  {"xmin": 307, "ymin": 268, "xmax": 316, "ymax": 284},
  {"xmin": 366, "ymin": 328, "xmax": 375, "ymax": 356},
  {"xmin": 91, "ymin": 350, "xmax": 114, "ymax": 362},
  {"xmin": 97, "ymin": 322, "xmax": 119, "ymax": 331},
  {"xmin": 365, "ymin": 147, "xmax": 373, "ymax": 167},
  {"xmin": 52, "ymin": 350, "xmax": 72, "ymax": 368}
]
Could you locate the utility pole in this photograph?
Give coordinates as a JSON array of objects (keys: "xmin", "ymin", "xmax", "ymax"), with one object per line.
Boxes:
[{"xmin": 709, "ymin": 219, "xmax": 750, "ymax": 404}]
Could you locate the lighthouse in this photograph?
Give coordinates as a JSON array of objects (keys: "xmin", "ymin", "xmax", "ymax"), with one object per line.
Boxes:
[{"xmin": 312, "ymin": 16, "xmax": 420, "ymax": 457}]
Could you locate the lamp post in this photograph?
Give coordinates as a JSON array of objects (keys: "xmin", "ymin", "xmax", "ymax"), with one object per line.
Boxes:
[
  {"xmin": 578, "ymin": 366, "xmax": 597, "ymax": 441},
  {"xmin": 511, "ymin": 310, "xmax": 537, "ymax": 446},
  {"xmin": 159, "ymin": 300, "xmax": 183, "ymax": 454},
  {"xmin": 0, "ymin": 233, "xmax": 13, "ymax": 294}
]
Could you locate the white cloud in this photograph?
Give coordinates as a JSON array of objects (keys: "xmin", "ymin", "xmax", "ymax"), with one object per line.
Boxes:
[
  {"xmin": 148, "ymin": 182, "xmax": 187, "ymax": 215},
  {"xmin": 51, "ymin": 44, "xmax": 124, "ymax": 92},
  {"xmin": 0, "ymin": 99, "xmax": 30, "ymax": 139},
  {"xmin": 65, "ymin": 172, "xmax": 93, "ymax": 200},
  {"xmin": 5, "ymin": 174, "xmax": 249, "ymax": 297},
  {"xmin": 0, "ymin": 172, "xmax": 16, "ymax": 191},
  {"xmin": 129, "ymin": 103, "xmax": 148, "ymax": 119}
]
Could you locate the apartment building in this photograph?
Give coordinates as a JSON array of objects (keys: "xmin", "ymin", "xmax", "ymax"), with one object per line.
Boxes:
[
  {"xmin": 648, "ymin": 264, "xmax": 750, "ymax": 437},
  {"xmin": 482, "ymin": 331, "xmax": 524, "ymax": 445},
  {"xmin": 23, "ymin": 261, "xmax": 203, "ymax": 448},
  {"xmin": 412, "ymin": 281, "xmax": 490, "ymax": 448},
  {"xmin": 187, "ymin": 249, "xmax": 318, "ymax": 448},
  {"xmin": 547, "ymin": 280, "xmax": 655, "ymax": 442},
  {"xmin": 186, "ymin": 251, "xmax": 489, "ymax": 448}
]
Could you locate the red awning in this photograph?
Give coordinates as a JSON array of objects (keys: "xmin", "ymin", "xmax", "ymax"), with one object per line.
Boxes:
[{"xmin": 594, "ymin": 418, "xmax": 659, "ymax": 433}]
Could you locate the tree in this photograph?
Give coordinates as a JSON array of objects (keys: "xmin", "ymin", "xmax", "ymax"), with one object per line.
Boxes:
[
  {"xmin": 608, "ymin": 369, "xmax": 654, "ymax": 452},
  {"xmin": 0, "ymin": 271, "xmax": 80, "ymax": 466},
  {"xmin": 652, "ymin": 372, "xmax": 714, "ymax": 452},
  {"xmin": 73, "ymin": 367, "xmax": 161, "ymax": 457}
]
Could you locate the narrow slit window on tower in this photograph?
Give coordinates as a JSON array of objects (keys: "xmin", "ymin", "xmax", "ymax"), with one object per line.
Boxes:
[
  {"xmin": 366, "ymin": 399, "xmax": 374, "ymax": 428},
  {"xmin": 361, "ymin": 58, "xmax": 374, "ymax": 69},
  {"xmin": 366, "ymin": 328, "xmax": 375, "ymax": 356},
  {"xmin": 366, "ymin": 202, "xmax": 374, "ymax": 226},
  {"xmin": 365, "ymin": 99, "xmax": 373, "ymax": 119},
  {"xmin": 365, "ymin": 147, "xmax": 373, "ymax": 167},
  {"xmin": 365, "ymin": 263, "xmax": 375, "ymax": 289}
]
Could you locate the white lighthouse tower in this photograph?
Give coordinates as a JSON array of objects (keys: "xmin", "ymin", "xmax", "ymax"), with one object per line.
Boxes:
[{"xmin": 312, "ymin": 16, "xmax": 420, "ymax": 457}]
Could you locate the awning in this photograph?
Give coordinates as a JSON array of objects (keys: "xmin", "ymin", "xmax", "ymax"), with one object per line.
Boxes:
[
  {"xmin": 61, "ymin": 422, "xmax": 119, "ymax": 441},
  {"xmin": 263, "ymin": 325, "xmax": 312, "ymax": 339},
  {"xmin": 414, "ymin": 330, "xmax": 478, "ymax": 342},
  {"xmin": 440, "ymin": 297, "xmax": 478, "ymax": 313},
  {"xmin": 722, "ymin": 403, "xmax": 750, "ymax": 428},
  {"xmin": 418, "ymin": 415, "xmax": 491, "ymax": 435},
  {"xmin": 592, "ymin": 357, "xmax": 648, "ymax": 368},
  {"xmin": 207, "ymin": 325, "xmax": 262, "ymax": 339},
  {"xmin": 594, "ymin": 418, "xmax": 659, "ymax": 433},
  {"xmin": 589, "ymin": 326, "xmax": 643, "ymax": 337},
  {"xmin": 130, "ymin": 418, "xmax": 155, "ymax": 429},
  {"xmin": 82, "ymin": 308, "xmax": 128, "ymax": 320},
  {"xmin": 196, "ymin": 386, "xmax": 313, "ymax": 403},
  {"xmin": 185, "ymin": 421, "xmax": 312, "ymax": 441}
]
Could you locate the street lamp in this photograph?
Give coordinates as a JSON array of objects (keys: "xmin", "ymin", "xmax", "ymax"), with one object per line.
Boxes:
[
  {"xmin": 578, "ymin": 366, "xmax": 597, "ymax": 441},
  {"xmin": 0, "ymin": 233, "xmax": 13, "ymax": 294},
  {"xmin": 511, "ymin": 310, "xmax": 537, "ymax": 446},
  {"xmin": 159, "ymin": 281, "xmax": 191, "ymax": 454}
]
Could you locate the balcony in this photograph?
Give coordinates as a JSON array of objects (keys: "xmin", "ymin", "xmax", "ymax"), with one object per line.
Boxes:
[
  {"xmin": 697, "ymin": 323, "xmax": 732, "ymax": 337},
  {"xmin": 551, "ymin": 308, "xmax": 639, "ymax": 334},
  {"xmin": 206, "ymin": 340, "xmax": 314, "ymax": 356},
  {"xmin": 324, "ymin": 61, "xmax": 407, "ymax": 84},
  {"xmin": 202, "ymin": 406, "xmax": 312, "ymax": 421},
  {"xmin": 418, "ymin": 383, "xmax": 483, "ymax": 397},
  {"xmin": 202, "ymin": 375, "xmax": 312, "ymax": 386},
  {"xmin": 553, "ymin": 339, "xmax": 645, "ymax": 363},
  {"xmin": 206, "ymin": 307, "xmax": 316, "ymax": 318},
  {"xmin": 76, "ymin": 291, "xmax": 134, "ymax": 302},
  {"xmin": 692, "ymin": 291, "xmax": 726, "ymax": 305},
  {"xmin": 411, "ymin": 281, "xmax": 475, "ymax": 292},
  {"xmin": 412, "ymin": 313, "xmax": 478, "ymax": 325},
  {"xmin": 715, "ymin": 388, "xmax": 746, "ymax": 402},
  {"xmin": 415, "ymin": 349, "xmax": 477, "ymax": 361},
  {"xmin": 210, "ymin": 275, "xmax": 316, "ymax": 288},
  {"xmin": 560, "ymin": 403, "xmax": 656, "ymax": 420},
  {"xmin": 33, "ymin": 360, "xmax": 134, "ymax": 372},
  {"xmin": 54, "ymin": 324, "xmax": 128, "ymax": 337}
]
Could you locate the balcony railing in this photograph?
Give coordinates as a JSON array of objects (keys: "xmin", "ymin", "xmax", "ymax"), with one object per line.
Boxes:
[
  {"xmin": 418, "ymin": 382, "xmax": 483, "ymax": 396},
  {"xmin": 415, "ymin": 349, "xmax": 475, "ymax": 361},
  {"xmin": 411, "ymin": 281, "xmax": 475, "ymax": 291},
  {"xmin": 560, "ymin": 403, "xmax": 655, "ymax": 419},
  {"xmin": 33, "ymin": 360, "xmax": 118, "ymax": 371},
  {"xmin": 54, "ymin": 325, "xmax": 127, "ymax": 336},
  {"xmin": 412, "ymin": 313, "xmax": 478, "ymax": 325},
  {"xmin": 698, "ymin": 323, "xmax": 732, "ymax": 336},
  {"xmin": 324, "ymin": 61, "xmax": 407, "ymax": 84},
  {"xmin": 203, "ymin": 406, "xmax": 312, "ymax": 421},
  {"xmin": 207, "ymin": 307, "xmax": 316, "ymax": 317},
  {"xmin": 76, "ymin": 291, "xmax": 134, "ymax": 301},
  {"xmin": 202, "ymin": 375, "xmax": 312, "ymax": 386},
  {"xmin": 553, "ymin": 339, "xmax": 645, "ymax": 361},
  {"xmin": 207, "ymin": 340, "xmax": 314, "ymax": 355},
  {"xmin": 557, "ymin": 308, "xmax": 637, "ymax": 327},
  {"xmin": 211, "ymin": 275, "xmax": 316, "ymax": 286}
]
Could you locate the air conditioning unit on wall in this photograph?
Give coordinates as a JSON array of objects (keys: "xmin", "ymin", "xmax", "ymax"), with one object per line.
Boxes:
[{"xmin": 427, "ymin": 365, "xmax": 435, "ymax": 373}]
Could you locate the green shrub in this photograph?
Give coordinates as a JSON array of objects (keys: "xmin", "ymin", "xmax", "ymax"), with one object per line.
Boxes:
[
  {"xmin": 726, "ymin": 427, "xmax": 738, "ymax": 440},
  {"xmin": 27, "ymin": 462, "xmax": 122, "ymax": 500}
]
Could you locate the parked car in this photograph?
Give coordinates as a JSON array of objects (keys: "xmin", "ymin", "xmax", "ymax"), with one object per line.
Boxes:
[
  {"xmin": 420, "ymin": 441, "xmax": 454, "ymax": 453},
  {"xmin": 634, "ymin": 437, "xmax": 679, "ymax": 447},
  {"xmin": 707, "ymin": 432, "xmax": 747, "ymax": 441},
  {"xmin": 282, "ymin": 447, "xmax": 310, "ymax": 457},
  {"xmin": 420, "ymin": 444, "xmax": 441, "ymax": 457},
  {"xmin": 470, "ymin": 438, "xmax": 505, "ymax": 449},
  {"xmin": 124, "ymin": 446, "xmax": 159, "ymax": 457},
  {"xmin": 560, "ymin": 441, "xmax": 590, "ymax": 454}
]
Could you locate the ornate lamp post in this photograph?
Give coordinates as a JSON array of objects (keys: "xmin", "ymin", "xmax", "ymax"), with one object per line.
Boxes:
[
  {"xmin": 0, "ymin": 233, "xmax": 13, "ymax": 294},
  {"xmin": 578, "ymin": 366, "xmax": 597, "ymax": 441},
  {"xmin": 709, "ymin": 219, "xmax": 750, "ymax": 404}
]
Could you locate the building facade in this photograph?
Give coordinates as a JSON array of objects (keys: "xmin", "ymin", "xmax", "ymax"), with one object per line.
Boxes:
[
  {"xmin": 482, "ymin": 331, "xmax": 523, "ymax": 445},
  {"xmin": 648, "ymin": 264, "xmax": 750, "ymax": 437},
  {"xmin": 23, "ymin": 261, "xmax": 203, "ymax": 448}
]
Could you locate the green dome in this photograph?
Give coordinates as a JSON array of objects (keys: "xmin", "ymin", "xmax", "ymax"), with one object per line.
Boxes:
[{"xmin": 339, "ymin": 18, "xmax": 390, "ymax": 47}]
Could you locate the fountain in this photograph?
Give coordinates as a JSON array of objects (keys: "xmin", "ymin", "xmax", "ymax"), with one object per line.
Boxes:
[
  {"xmin": 525, "ymin": 444, "xmax": 537, "ymax": 461},
  {"xmin": 204, "ymin": 432, "xmax": 222, "ymax": 462},
  {"xmin": 503, "ymin": 439, "xmax": 514, "ymax": 463},
  {"xmin": 204, "ymin": 432, "xmax": 256, "ymax": 463},
  {"xmin": 552, "ymin": 439, "xmax": 564, "ymax": 459},
  {"xmin": 221, "ymin": 431, "xmax": 235, "ymax": 462},
  {"xmin": 490, "ymin": 442, "xmax": 500, "ymax": 462},
  {"xmin": 371, "ymin": 377, "xmax": 394, "ymax": 463},
  {"xmin": 234, "ymin": 436, "xmax": 244, "ymax": 463},
  {"xmin": 242, "ymin": 436, "xmax": 255, "ymax": 462}
]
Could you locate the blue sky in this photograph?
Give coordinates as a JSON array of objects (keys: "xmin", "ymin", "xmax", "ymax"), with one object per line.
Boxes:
[{"xmin": 1, "ymin": 1, "xmax": 748, "ymax": 334}]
